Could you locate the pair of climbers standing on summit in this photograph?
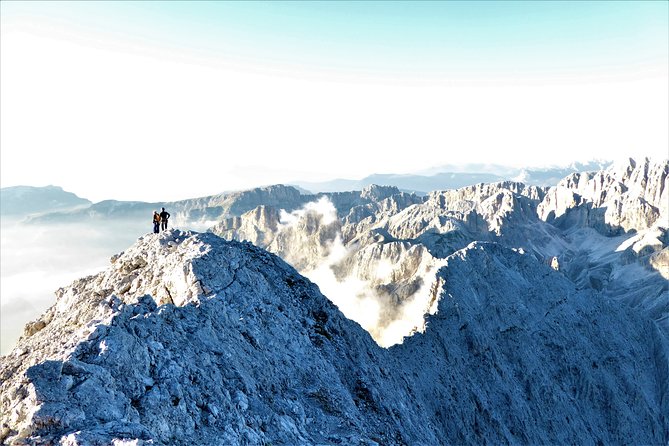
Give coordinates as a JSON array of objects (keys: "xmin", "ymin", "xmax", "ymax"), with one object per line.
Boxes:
[{"xmin": 152, "ymin": 207, "xmax": 171, "ymax": 234}]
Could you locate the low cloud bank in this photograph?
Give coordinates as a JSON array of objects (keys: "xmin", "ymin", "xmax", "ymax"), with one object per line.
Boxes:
[{"xmin": 0, "ymin": 221, "xmax": 132, "ymax": 353}]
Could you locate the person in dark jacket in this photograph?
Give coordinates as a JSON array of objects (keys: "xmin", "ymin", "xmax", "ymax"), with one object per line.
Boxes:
[
  {"xmin": 153, "ymin": 211, "xmax": 160, "ymax": 234},
  {"xmin": 159, "ymin": 207, "xmax": 170, "ymax": 231}
]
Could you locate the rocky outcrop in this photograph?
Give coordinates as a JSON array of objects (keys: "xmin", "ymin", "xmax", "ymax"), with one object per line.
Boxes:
[
  {"xmin": 177, "ymin": 184, "xmax": 308, "ymax": 222},
  {"xmin": 397, "ymin": 242, "xmax": 668, "ymax": 445},
  {"xmin": 384, "ymin": 182, "xmax": 546, "ymax": 247},
  {"xmin": 1, "ymin": 233, "xmax": 666, "ymax": 445},
  {"xmin": 534, "ymin": 158, "xmax": 669, "ymax": 330},
  {"xmin": 0, "ymin": 231, "xmax": 423, "ymax": 445},
  {"xmin": 538, "ymin": 157, "xmax": 668, "ymax": 234}
]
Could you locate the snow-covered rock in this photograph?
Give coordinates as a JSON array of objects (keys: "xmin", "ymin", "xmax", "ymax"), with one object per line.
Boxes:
[
  {"xmin": 397, "ymin": 241, "xmax": 668, "ymax": 445},
  {"xmin": 1, "ymin": 232, "xmax": 667, "ymax": 444}
]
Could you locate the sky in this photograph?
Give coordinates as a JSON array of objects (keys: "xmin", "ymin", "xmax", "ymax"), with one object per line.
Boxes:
[{"xmin": 1, "ymin": 1, "xmax": 667, "ymax": 202}]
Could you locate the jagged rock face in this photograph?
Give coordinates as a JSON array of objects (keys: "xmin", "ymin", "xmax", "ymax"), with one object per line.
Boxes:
[
  {"xmin": 0, "ymin": 231, "xmax": 426, "ymax": 445},
  {"xmin": 534, "ymin": 158, "xmax": 669, "ymax": 331},
  {"xmin": 211, "ymin": 187, "xmax": 426, "ymax": 276},
  {"xmin": 1, "ymin": 234, "xmax": 667, "ymax": 445},
  {"xmin": 214, "ymin": 205, "xmax": 282, "ymax": 248},
  {"xmin": 177, "ymin": 184, "xmax": 308, "ymax": 222},
  {"xmin": 396, "ymin": 242, "xmax": 668, "ymax": 445},
  {"xmin": 212, "ymin": 190, "xmax": 441, "ymax": 346},
  {"xmin": 386, "ymin": 182, "xmax": 546, "ymax": 249},
  {"xmin": 211, "ymin": 162, "xmax": 669, "ymax": 346},
  {"xmin": 538, "ymin": 157, "xmax": 669, "ymax": 234},
  {"xmin": 215, "ymin": 200, "xmax": 343, "ymax": 272},
  {"xmin": 212, "ymin": 182, "xmax": 552, "ymax": 346}
]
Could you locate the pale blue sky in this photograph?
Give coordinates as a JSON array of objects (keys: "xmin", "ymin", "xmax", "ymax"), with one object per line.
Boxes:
[
  {"xmin": 4, "ymin": 1, "xmax": 666, "ymax": 77},
  {"xmin": 1, "ymin": 1, "xmax": 667, "ymax": 201}
]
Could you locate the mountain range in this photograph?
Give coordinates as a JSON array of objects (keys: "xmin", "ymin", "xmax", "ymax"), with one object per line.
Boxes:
[
  {"xmin": 0, "ymin": 186, "xmax": 91, "ymax": 217},
  {"xmin": 2, "ymin": 230, "xmax": 666, "ymax": 444},
  {"xmin": 213, "ymin": 158, "xmax": 668, "ymax": 346},
  {"xmin": 289, "ymin": 160, "xmax": 613, "ymax": 194},
  {"xmin": 1, "ymin": 157, "xmax": 667, "ymax": 444},
  {"xmin": 1, "ymin": 160, "xmax": 613, "ymax": 224}
]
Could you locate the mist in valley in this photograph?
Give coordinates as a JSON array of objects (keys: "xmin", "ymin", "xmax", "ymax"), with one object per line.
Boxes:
[{"xmin": 0, "ymin": 216, "xmax": 210, "ymax": 354}]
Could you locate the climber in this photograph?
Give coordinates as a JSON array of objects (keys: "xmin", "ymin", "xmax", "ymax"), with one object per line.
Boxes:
[
  {"xmin": 153, "ymin": 211, "xmax": 161, "ymax": 234},
  {"xmin": 159, "ymin": 207, "xmax": 171, "ymax": 231}
]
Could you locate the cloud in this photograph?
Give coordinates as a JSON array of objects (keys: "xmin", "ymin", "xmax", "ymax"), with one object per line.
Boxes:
[
  {"xmin": 279, "ymin": 196, "xmax": 338, "ymax": 228},
  {"xmin": 1, "ymin": 197, "xmax": 444, "ymax": 353},
  {"xmin": 302, "ymin": 232, "xmax": 446, "ymax": 348},
  {"xmin": 272, "ymin": 196, "xmax": 447, "ymax": 348},
  {"xmin": 176, "ymin": 218, "xmax": 221, "ymax": 233},
  {"xmin": 0, "ymin": 221, "xmax": 122, "ymax": 354},
  {"xmin": 0, "ymin": 217, "xmax": 213, "ymax": 354}
]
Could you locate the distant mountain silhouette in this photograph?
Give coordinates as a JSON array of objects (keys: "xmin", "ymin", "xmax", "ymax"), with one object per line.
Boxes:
[
  {"xmin": 0, "ymin": 185, "xmax": 91, "ymax": 217},
  {"xmin": 291, "ymin": 161, "xmax": 613, "ymax": 194}
]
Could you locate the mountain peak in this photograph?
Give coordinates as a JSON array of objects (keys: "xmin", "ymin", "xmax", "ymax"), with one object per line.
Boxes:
[
  {"xmin": 2, "ymin": 230, "xmax": 667, "ymax": 444},
  {"xmin": 1, "ymin": 230, "xmax": 399, "ymax": 445},
  {"xmin": 360, "ymin": 184, "xmax": 400, "ymax": 201},
  {"xmin": 3, "ymin": 160, "xmax": 669, "ymax": 444}
]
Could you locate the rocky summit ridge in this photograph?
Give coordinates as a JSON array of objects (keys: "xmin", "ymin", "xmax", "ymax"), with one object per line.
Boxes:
[
  {"xmin": 1, "ymin": 229, "xmax": 667, "ymax": 445},
  {"xmin": 2, "ymin": 231, "xmax": 409, "ymax": 445}
]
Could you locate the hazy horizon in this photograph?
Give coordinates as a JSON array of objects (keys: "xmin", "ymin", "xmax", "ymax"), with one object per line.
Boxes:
[
  {"xmin": 0, "ymin": 156, "xmax": 627, "ymax": 203},
  {"xmin": 2, "ymin": 1, "xmax": 667, "ymax": 202}
]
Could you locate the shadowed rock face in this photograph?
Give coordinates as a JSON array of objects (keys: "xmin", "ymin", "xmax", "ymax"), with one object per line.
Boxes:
[
  {"xmin": 398, "ymin": 242, "xmax": 668, "ymax": 446},
  {"xmin": 1, "ymin": 231, "xmax": 667, "ymax": 445},
  {"xmin": 536, "ymin": 158, "xmax": 669, "ymax": 330}
]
